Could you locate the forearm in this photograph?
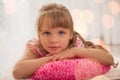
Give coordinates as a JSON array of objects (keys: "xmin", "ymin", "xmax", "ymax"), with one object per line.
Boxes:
[
  {"xmin": 74, "ymin": 47, "xmax": 114, "ymax": 66},
  {"xmin": 13, "ymin": 57, "xmax": 50, "ymax": 79}
]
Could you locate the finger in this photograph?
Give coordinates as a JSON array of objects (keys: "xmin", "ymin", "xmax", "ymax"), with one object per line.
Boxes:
[
  {"xmin": 58, "ymin": 56, "xmax": 64, "ymax": 60},
  {"xmin": 46, "ymin": 54, "xmax": 51, "ymax": 57},
  {"xmin": 51, "ymin": 55, "xmax": 59, "ymax": 61},
  {"xmin": 46, "ymin": 56, "xmax": 53, "ymax": 62}
]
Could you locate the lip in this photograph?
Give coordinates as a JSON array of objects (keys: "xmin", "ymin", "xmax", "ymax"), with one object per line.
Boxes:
[{"xmin": 49, "ymin": 46, "xmax": 60, "ymax": 50}]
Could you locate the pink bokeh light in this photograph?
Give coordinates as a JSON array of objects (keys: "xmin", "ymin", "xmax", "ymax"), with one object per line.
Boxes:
[
  {"xmin": 3, "ymin": 0, "xmax": 16, "ymax": 15},
  {"xmin": 108, "ymin": 1, "xmax": 120, "ymax": 15},
  {"xmin": 102, "ymin": 14, "xmax": 114, "ymax": 28},
  {"xmin": 71, "ymin": 9, "xmax": 91, "ymax": 38},
  {"xmin": 83, "ymin": 10, "xmax": 95, "ymax": 24}
]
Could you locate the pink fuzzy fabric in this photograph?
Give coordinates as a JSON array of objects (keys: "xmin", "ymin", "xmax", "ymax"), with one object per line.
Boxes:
[{"xmin": 30, "ymin": 58, "xmax": 110, "ymax": 80}]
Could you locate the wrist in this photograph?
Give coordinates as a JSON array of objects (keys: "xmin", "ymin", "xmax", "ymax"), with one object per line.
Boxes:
[
  {"xmin": 72, "ymin": 47, "xmax": 84, "ymax": 57},
  {"xmin": 39, "ymin": 57, "xmax": 51, "ymax": 64},
  {"xmin": 70, "ymin": 47, "xmax": 78, "ymax": 57}
]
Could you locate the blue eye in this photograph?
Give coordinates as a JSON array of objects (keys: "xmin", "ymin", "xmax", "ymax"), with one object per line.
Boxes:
[
  {"xmin": 59, "ymin": 31, "xmax": 65, "ymax": 35},
  {"xmin": 43, "ymin": 32, "xmax": 50, "ymax": 35}
]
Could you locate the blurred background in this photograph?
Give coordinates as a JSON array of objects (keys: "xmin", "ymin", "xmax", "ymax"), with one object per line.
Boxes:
[{"xmin": 0, "ymin": 0, "xmax": 120, "ymax": 79}]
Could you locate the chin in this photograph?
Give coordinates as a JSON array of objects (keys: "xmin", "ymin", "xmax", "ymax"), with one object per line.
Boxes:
[{"xmin": 49, "ymin": 51, "xmax": 61, "ymax": 55}]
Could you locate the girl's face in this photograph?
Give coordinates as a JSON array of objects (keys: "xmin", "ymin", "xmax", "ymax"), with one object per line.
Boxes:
[{"xmin": 39, "ymin": 17, "xmax": 73, "ymax": 54}]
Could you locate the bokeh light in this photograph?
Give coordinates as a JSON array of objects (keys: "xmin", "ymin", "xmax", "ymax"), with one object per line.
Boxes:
[
  {"xmin": 71, "ymin": 9, "xmax": 95, "ymax": 25},
  {"xmin": 108, "ymin": 1, "xmax": 120, "ymax": 15},
  {"xmin": 71, "ymin": 9, "xmax": 82, "ymax": 25},
  {"xmin": 94, "ymin": 0, "xmax": 104, "ymax": 4},
  {"xmin": 75, "ymin": 23, "xmax": 88, "ymax": 39},
  {"xmin": 3, "ymin": 0, "xmax": 16, "ymax": 15},
  {"xmin": 102, "ymin": 14, "xmax": 114, "ymax": 28},
  {"xmin": 71, "ymin": 9, "xmax": 89, "ymax": 38},
  {"xmin": 83, "ymin": 10, "xmax": 95, "ymax": 24}
]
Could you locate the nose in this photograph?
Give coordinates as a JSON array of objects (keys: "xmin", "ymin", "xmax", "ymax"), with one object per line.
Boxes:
[{"xmin": 49, "ymin": 35, "xmax": 58, "ymax": 43}]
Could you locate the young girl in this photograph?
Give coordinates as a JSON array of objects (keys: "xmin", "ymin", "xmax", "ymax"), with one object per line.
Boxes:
[{"xmin": 13, "ymin": 3, "xmax": 115, "ymax": 79}]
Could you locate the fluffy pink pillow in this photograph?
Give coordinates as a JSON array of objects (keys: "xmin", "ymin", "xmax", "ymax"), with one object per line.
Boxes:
[{"xmin": 30, "ymin": 58, "xmax": 110, "ymax": 80}]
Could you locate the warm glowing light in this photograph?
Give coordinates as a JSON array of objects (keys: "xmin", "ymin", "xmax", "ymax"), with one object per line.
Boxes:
[
  {"xmin": 102, "ymin": 14, "xmax": 114, "ymax": 28},
  {"xmin": 71, "ymin": 9, "xmax": 85, "ymax": 24},
  {"xmin": 94, "ymin": 0, "xmax": 104, "ymax": 4},
  {"xmin": 75, "ymin": 24, "xmax": 88, "ymax": 39},
  {"xmin": 71, "ymin": 9, "xmax": 95, "ymax": 25},
  {"xmin": 71, "ymin": 9, "xmax": 94, "ymax": 39},
  {"xmin": 83, "ymin": 10, "xmax": 95, "ymax": 24},
  {"xmin": 71, "ymin": 9, "xmax": 89, "ymax": 38},
  {"xmin": 108, "ymin": 1, "xmax": 120, "ymax": 15},
  {"xmin": 3, "ymin": 0, "xmax": 16, "ymax": 15}
]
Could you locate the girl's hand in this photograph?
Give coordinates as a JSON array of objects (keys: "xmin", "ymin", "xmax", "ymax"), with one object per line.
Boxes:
[{"xmin": 50, "ymin": 48, "xmax": 77, "ymax": 61}]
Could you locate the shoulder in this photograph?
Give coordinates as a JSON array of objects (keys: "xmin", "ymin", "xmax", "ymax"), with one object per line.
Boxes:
[
  {"xmin": 26, "ymin": 39, "xmax": 39, "ymax": 48},
  {"xmin": 75, "ymin": 36, "xmax": 84, "ymax": 47},
  {"xmin": 26, "ymin": 39, "xmax": 45, "ymax": 57}
]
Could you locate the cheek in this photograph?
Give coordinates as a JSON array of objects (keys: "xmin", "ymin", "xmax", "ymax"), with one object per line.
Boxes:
[
  {"xmin": 61, "ymin": 39, "xmax": 70, "ymax": 47},
  {"xmin": 40, "ymin": 38, "xmax": 48, "ymax": 47}
]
